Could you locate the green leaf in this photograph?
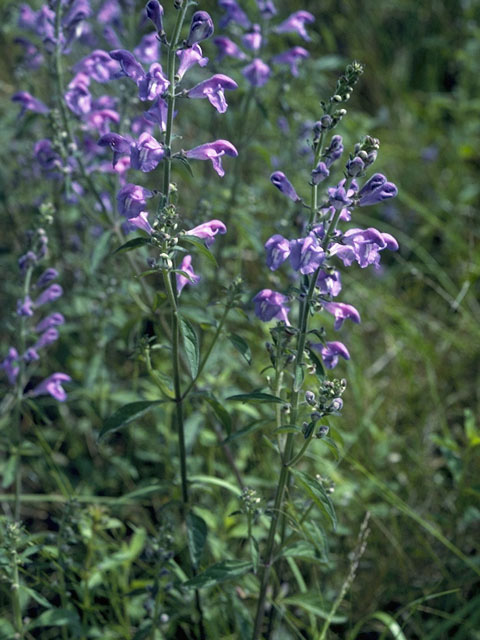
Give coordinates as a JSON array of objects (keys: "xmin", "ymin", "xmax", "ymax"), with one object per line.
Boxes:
[
  {"xmin": 27, "ymin": 608, "xmax": 81, "ymax": 630},
  {"xmin": 291, "ymin": 469, "xmax": 337, "ymax": 530},
  {"xmin": 179, "ymin": 316, "xmax": 199, "ymax": 378},
  {"xmin": 183, "ymin": 560, "xmax": 252, "ymax": 589},
  {"xmin": 320, "ymin": 436, "xmax": 340, "ymax": 460},
  {"xmin": 227, "ymin": 391, "xmax": 284, "ymax": 404},
  {"xmin": 250, "ymin": 536, "xmax": 259, "ymax": 574},
  {"xmin": 172, "ymin": 154, "xmax": 194, "ymax": 177},
  {"xmin": 187, "ymin": 511, "xmax": 208, "ymax": 569},
  {"xmin": 222, "ymin": 419, "xmax": 269, "ymax": 444},
  {"xmin": 1, "ymin": 455, "xmax": 18, "ymax": 488},
  {"xmin": 111, "ymin": 236, "xmax": 150, "ymax": 256},
  {"xmin": 190, "ymin": 475, "xmax": 241, "ymax": 495},
  {"xmin": 20, "ymin": 586, "xmax": 52, "ymax": 610},
  {"xmin": 99, "ymin": 400, "xmax": 167, "ymax": 440},
  {"xmin": 202, "ymin": 395, "xmax": 232, "ymax": 435},
  {"xmin": 89, "ymin": 230, "xmax": 112, "ymax": 273},
  {"xmin": 281, "ymin": 540, "xmax": 325, "ymax": 561},
  {"xmin": 181, "ymin": 235, "xmax": 218, "ymax": 267},
  {"xmin": 281, "ymin": 593, "xmax": 346, "ymax": 623},
  {"xmin": 228, "ymin": 333, "xmax": 252, "ymax": 365},
  {"xmin": 273, "ymin": 425, "xmax": 302, "ymax": 435}
]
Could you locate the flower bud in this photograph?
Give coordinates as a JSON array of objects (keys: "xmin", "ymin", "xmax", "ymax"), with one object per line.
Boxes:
[
  {"xmin": 146, "ymin": 0, "xmax": 164, "ymax": 33},
  {"xmin": 305, "ymin": 390, "xmax": 316, "ymax": 405},
  {"xmin": 316, "ymin": 425, "xmax": 329, "ymax": 438},
  {"xmin": 186, "ymin": 11, "xmax": 214, "ymax": 47}
]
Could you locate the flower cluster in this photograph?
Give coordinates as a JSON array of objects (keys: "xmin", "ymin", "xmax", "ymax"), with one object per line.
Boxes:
[
  {"xmin": 1, "ymin": 223, "xmax": 70, "ymax": 402},
  {"xmin": 254, "ymin": 122, "xmax": 398, "ymax": 372},
  {"xmin": 213, "ymin": 0, "xmax": 314, "ymax": 88}
]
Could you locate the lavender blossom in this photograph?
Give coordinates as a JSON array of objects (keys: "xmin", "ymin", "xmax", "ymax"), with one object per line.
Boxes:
[
  {"xmin": 117, "ymin": 183, "xmax": 154, "ymax": 217},
  {"xmin": 138, "ymin": 63, "xmax": 169, "ymax": 101},
  {"xmin": 187, "ymin": 220, "xmax": 227, "ymax": 247},
  {"xmin": 34, "ymin": 328, "xmax": 60, "ymax": 351},
  {"xmin": 177, "ymin": 255, "xmax": 201, "ymax": 294},
  {"xmin": 98, "ymin": 133, "xmax": 132, "ymax": 167},
  {"xmin": 187, "ymin": 74, "xmax": 238, "ymax": 114},
  {"xmin": 31, "ymin": 373, "xmax": 71, "ymax": 402},
  {"xmin": 86, "ymin": 109, "xmax": 120, "ymax": 135},
  {"xmin": 358, "ymin": 173, "xmax": 398, "ymax": 206},
  {"xmin": 36, "ymin": 268, "xmax": 58, "ymax": 288},
  {"xmin": 256, "ymin": 0, "xmax": 277, "ymax": 19},
  {"xmin": 17, "ymin": 296, "xmax": 34, "ymax": 317},
  {"xmin": 218, "ymin": 0, "xmax": 251, "ymax": 29},
  {"xmin": 270, "ymin": 171, "xmax": 300, "ymax": 202},
  {"xmin": 311, "ymin": 161, "xmax": 329, "ymax": 185},
  {"xmin": 328, "ymin": 178, "xmax": 353, "ymax": 209},
  {"xmin": 185, "ymin": 140, "xmax": 238, "ymax": 177},
  {"xmin": 11, "ymin": 91, "xmax": 49, "ymax": 117},
  {"xmin": 272, "ymin": 47, "xmax": 309, "ymax": 77},
  {"xmin": 35, "ymin": 284, "xmax": 63, "ymax": 307},
  {"xmin": 242, "ymin": 58, "xmax": 271, "ymax": 87},
  {"xmin": 253, "ymin": 289, "xmax": 290, "ymax": 324},
  {"xmin": 265, "ymin": 234, "xmax": 290, "ymax": 271},
  {"xmin": 144, "ymin": 97, "xmax": 169, "ymax": 131},
  {"xmin": 1, "ymin": 348, "xmax": 19, "ymax": 385},
  {"xmin": 289, "ymin": 235, "xmax": 325, "ymax": 274},
  {"xmin": 130, "ymin": 133, "xmax": 164, "ymax": 172},
  {"xmin": 65, "ymin": 74, "xmax": 92, "ymax": 116},
  {"xmin": 324, "ymin": 135, "xmax": 344, "ymax": 167},
  {"xmin": 312, "ymin": 341, "xmax": 350, "ymax": 369},
  {"xmin": 109, "ymin": 49, "xmax": 145, "ymax": 83},
  {"xmin": 35, "ymin": 313, "xmax": 65, "ymax": 333},
  {"xmin": 127, "ymin": 211, "xmax": 154, "ymax": 235},
  {"xmin": 18, "ymin": 252, "xmax": 37, "ymax": 272},
  {"xmin": 324, "ymin": 301, "xmax": 361, "ymax": 330},
  {"xmin": 242, "ymin": 25, "xmax": 262, "ymax": 52},
  {"xmin": 176, "ymin": 44, "xmax": 209, "ymax": 81},
  {"xmin": 213, "ymin": 37, "xmax": 246, "ymax": 62},
  {"xmin": 98, "ymin": 0, "xmax": 122, "ymax": 24},
  {"xmin": 146, "ymin": 0, "xmax": 164, "ymax": 33},
  {"xmin": 316, "ymin": 269, "xmax": 342, "ymax": 297},
  {"xmin": 73, "ymin": 50, "xmax": 119, "ymax": 83},
  {"xmin": 186, "ymin": 11, "xmax": 214, "ymax": 47},
  {"xmin": 134, "ymin": 33, "xmax": 160, "ymax": 64},
  {"xmin": 330, "ymin": 227, "xmax": 398, "ymax": 269},
  {"xmin": 274, "ymin": 10, "xmax": 314, "ymax": 41}
]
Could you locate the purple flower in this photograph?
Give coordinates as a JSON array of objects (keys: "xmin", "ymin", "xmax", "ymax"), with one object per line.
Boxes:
[
  {"xmin": 36, "ymin": 268, "xmax": 58, "ymax": 288},
  {"xmin": 316, "ymin": 269, "xmax": 342, "ymax": 297},
  {"xmin": 265, "ymin": 234, "xmax": 290, "ymax": 270},
  {"xmin": 134, "ymin": 32, "xmax": 160, "ymax": 64},
  {"xmin": 103, "ymin": 25, "xmax": 121, "ymax": 48},
  {"xmin": 127, "ymin": 211, "xmax": 154, "ymax": 235},
  {"xmin": 312, "ymin": 341, "xmax": 350, "ymax": 369},
  {"xmin": 1, "ymin": 348, "xmax": 19, "ymax": 385},
  {"xmin": 35, "ymin": 313, "xmax": 65, "ymax": 333},
  {"xmin": 35, "ymin": 284, "xmax": 63, "ymax": 307},
  {"xmin": 34, "ymin": 328, "xmax": 60, "ymax": 350},
  {"xmin": 358, "ymin": 173, "xmax": 398, "ymax": 206},
  {"xmin": 330, "ymin": 227, "xmax": 398, "ymax": 269},
  {"xmin": 218, "ymin": 0, "xmax": 251, "ymax": 29},
  {"xmin": 187, "ymin": 220, "xmax": 227, "ymax": 247},
  {"xmin": 242, "ymin": 25, "xmax": 262, "ymax": 52},
  {"xmin": 253, "ymin": 289, "xmax": 290, "ymax": 324},
  {"xmin": 18, "ymin": 251, "xmax": 37, "ymax": 272},
  {"xmin": 98, "ymin": 0, "xmax": 122, "ymax": 24},
  {"xmin": 328, "ymin": 178, "xmax": 353, "ymax": 209},
  {"xmin": 34, "ymin": 139, "xmax": 61, "ymax": 171},
  {"xmin": 256, "ymin": 0, "xmax": 277, "ymax": 19},
  {"xmin": 86, "ymin": 109, "xmax": 120, "ymax": 135},
  {"xmin": 185, "ymin": 140, "xmax": 238, "ymax": 177},
  {"xmin": 177, "ymin": 255, "xmax": 201, "ymax": 294},
  {"xmin": 73, "ymin": 50, "xmax": 119, "ymax": 83},
  {"xmin": 65, "ymin": 74, "xmax": 92, "ymax": 116},
  {"xmin": 186, "ymin": 11, "xmax": 214, "ymax": 47},
  {"xmin": 109, "ymin": 49, "xmax": 145, "ymax": 84},
  {"xmin": 270, "ymin": 171, "xmax": 300, "ymax": 202},
  {"xmin": 18, "ymin": 4, "xmax": 37, "ymax": 30},
  {"xmin": 117, "ymin": 183, "xmax": 153, "ymax": 217},
  {"xmin": 11, "ymin": 91, "xmax": 49, "ymax": 117},
  {"xmin": 17, "ymin": 296, "xmax": 34, "ymax": 317},
  {"xmin": 146, "ymin": 0, "xmax": 164, "ymax": 33},
  {"xmin": 213, "ymin": 37, "xmax": 246, "ymax": 62},
  {"xmin": 31, "ymin": 373, "xmax": 71, "ymax": 402},
  {"xmin": 144, "ymin": 97, "xmax": 169, "ymax": 132},
  {"xmin": 176, "ymin": 44, "xmax": 209, "ymax": 81},
  {"xmin": 346, "ymin": 156, "xmax": 365, "ymax": 177},
  {"xmin": 130, "ymin": 133, "xmax": 164, "ymax": 172},
  {"xmin": 323, "ymin": 301, "xmax": 361, "ymax": 330},
  {"xmin": 14, "ymin": 37, "xmax": 44, "ymax": 69},
  {"xmin": 187, "ymin": 74, "xmax": 238, "ymax": 114},
  {"xmin": 138, "ymin": 63, "xmax": 169, "ymax": 101},
  {"xmin": 275, "ymin": 10, "xmax": 314, "ymax": 41},
  {"xmin": 289, "ymin": 234, "xmax": 325, "ymax": 275},
  {"xmin": 98, "ymin": 133, "xmax": 132, "ymax": 167},
  {"xmin": 311, "ymin": 161, "xmax": 329, "ymax": 185},
  {"xmin": 242, "ymin": 58, "xmax": 271, "ymax": 87},
  {"xmin": 272, "ymin": 47, "xmax": 309, "ymax": 77},
  {"xmin": 24, "ymin": 348, "xmax": 40, "ymax": 363},
  {"xmin": 324, "ymin": 135, "xmax": 344, "ymax": 168}
]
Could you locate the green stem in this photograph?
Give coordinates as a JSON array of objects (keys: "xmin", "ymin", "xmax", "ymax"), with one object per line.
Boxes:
[
  {"xmin": 11, "ymin": 550, "xmax": 23, "ymax": 638},
  {"xmin": 162, "ymin": 269, "xmax": 188, "ymax": 505}
]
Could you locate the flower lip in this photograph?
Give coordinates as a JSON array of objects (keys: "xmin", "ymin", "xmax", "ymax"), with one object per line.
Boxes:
[
  {"xmin": 187, "ymin": 219, "xmax": 227, "ymax": 247},
  {"xmin": 270, "ymin": 171, "xmax": 300, "ymax": 202}
]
